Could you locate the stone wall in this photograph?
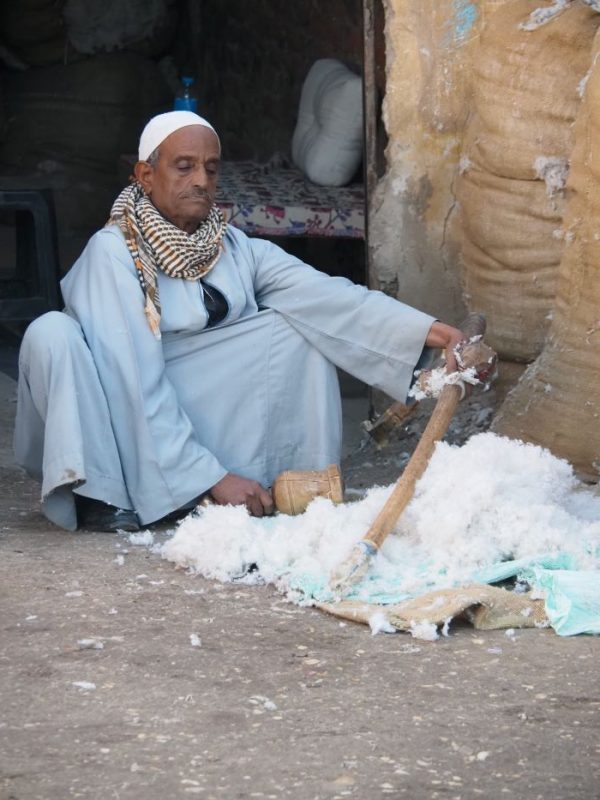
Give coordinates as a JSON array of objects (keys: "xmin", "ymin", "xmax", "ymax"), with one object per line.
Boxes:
[
  {"xmin": 186, "ymin": 0, "xmax": 364, "ymax": 160},
  {"xmin": 369, "ymin": 0, "xmax": 506, "ymax": 321}
]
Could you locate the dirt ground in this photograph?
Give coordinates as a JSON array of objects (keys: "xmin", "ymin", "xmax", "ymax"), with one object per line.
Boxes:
[{"xmin": 1, "ymin": 365, "xmax": 599, "ymax": 800}]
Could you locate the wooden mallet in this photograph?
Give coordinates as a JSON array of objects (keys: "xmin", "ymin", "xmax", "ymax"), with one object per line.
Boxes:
[
  {"xmin": 329, "ymin": 314, "xmax": 497, "ymax": 597},
  {"xmin": 362, "ymin": 314, "xmax": 492, "ymax": 448}
]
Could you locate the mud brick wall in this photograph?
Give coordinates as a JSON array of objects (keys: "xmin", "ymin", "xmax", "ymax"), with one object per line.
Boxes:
[{"xmin": 185, "ymin": 0, "xmax": 364, "ymax": 160}]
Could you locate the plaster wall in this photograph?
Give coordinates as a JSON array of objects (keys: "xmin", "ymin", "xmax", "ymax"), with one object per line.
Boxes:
[{"xmin": 370, "ymin": 0, "xmax": 507, "ymax": 321}]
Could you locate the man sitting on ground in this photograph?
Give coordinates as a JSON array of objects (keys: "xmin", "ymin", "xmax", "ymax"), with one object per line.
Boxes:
[{"xmin": 14, "ymin": 111, "xmax": 464, "ymax": 532}]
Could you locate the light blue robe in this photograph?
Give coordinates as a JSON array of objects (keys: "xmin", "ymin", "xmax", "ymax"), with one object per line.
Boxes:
[{"xmin": 14, "ymin": 224, "xmax": 435, "ymax": 530}]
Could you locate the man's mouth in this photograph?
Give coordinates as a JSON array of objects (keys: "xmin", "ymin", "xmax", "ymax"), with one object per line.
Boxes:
[{"xmin": 182, "ymin": 192, "xmax": 211, "ymax": 203}]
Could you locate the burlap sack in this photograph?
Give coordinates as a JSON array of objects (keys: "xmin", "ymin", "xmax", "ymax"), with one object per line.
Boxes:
[
  {"xmin": 466, "ymin": 0, "xmax": 597, "ymax": 180},
  {"xmin": 0, "ymin": 0, "xmax": 67, "ymax": 67},
  {"xmin": 493, "ymin": 25, "xmax": 600, "ymax": 479},
  {"xmin": 0, "ymin": 53, "xmax": 170, "ymax": 173},
  {"xmin": 0, "ymin": 53, "xmax": 170, "ymax": 236},
  {"xmin": 457, "ymin": 0, "xmax": 600, "ymax": 361},
  {"xmin": 63, "ymin": 0, "xmax": 177, "ymax": 58},
  {"xmin": 318, "ymin": 584, "xmax": 548, "ymax": 633},
  {"xmin": 460, "ymin": 167, "xmax": 563, "ymax": 360}
]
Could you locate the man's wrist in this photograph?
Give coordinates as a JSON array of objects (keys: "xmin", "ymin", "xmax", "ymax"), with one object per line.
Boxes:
[{"xmin": 425, "ymin": 321, "xmax": 463, "ymax": 350}]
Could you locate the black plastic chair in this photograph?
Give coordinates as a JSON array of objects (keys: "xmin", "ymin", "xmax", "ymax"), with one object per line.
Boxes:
[{"xmin": 0, "ymin": 188, "xmax": 61, "ymax": 322}]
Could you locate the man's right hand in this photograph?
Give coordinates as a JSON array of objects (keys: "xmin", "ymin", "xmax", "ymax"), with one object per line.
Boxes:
[
  {"xmin": 425, "ymin": 321, "xmax": 466, "ymax": 374},
  {"xmin": 209, "ymin": 473, "xmax": 274, "ymax": 517}
]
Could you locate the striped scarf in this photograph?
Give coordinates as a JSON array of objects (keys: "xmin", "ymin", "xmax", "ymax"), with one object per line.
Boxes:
[{"xmin": 107, "ymin": 181, "xmax": 227, "ymax": 339}]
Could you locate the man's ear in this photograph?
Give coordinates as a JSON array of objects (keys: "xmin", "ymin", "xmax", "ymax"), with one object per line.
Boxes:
[{"xmin": 134, "ymin": 161, "xmax": 154, "ymax": 195}]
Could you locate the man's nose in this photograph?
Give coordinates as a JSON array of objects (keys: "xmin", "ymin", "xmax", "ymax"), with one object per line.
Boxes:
[{"xmin": 192, "ymin": 166, "xmax": 209, "ymax": 188}]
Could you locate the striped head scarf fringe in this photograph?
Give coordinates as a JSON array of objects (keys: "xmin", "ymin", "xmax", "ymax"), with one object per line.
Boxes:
[{"xmin": 107, "ymin": 181, "xmax": 227, "ymax": 339}]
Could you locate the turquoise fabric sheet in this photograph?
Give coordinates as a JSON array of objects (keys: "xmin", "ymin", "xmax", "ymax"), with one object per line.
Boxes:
[{"xmin": 288, "ymin": 550, "xmax": 600, "ymax": 636}]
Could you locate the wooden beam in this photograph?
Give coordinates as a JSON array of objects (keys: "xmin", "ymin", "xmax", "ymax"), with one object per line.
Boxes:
[{"xmin": 362, "ymin": 0, "xmax": 378, "ymax": 289}]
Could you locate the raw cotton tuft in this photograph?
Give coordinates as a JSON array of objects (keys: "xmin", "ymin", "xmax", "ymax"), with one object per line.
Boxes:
[{"xmin": 158, "ymin": 433, "xmax": 600, "ymax": 604}]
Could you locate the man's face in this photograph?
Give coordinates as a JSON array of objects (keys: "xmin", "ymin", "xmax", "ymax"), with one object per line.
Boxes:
[{"xmin": 135, "ymin": 125, "xmax": 221, "ymax": 233}]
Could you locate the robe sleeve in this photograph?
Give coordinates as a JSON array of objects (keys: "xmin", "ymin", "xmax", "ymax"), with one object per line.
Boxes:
[
  {"xmin": 60, "ymin": 228, "xmax": 227, "ymax": 523},
  {"xmin": 249, "ymin": 237, "xmax": 437, "ymax": 401}
]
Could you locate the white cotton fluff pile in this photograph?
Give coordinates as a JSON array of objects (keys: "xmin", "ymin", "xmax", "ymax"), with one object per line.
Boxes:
[
  {"xmin": 159, "ymin": 486, "xmax": 393, "ymax": 592},
  {"xmin": 388, "ymin": 433, "xmax": 600, "ymax": 591},
  {"xmin": 158, "ymin": 433, "xmax": 600, "ymax": 600}
]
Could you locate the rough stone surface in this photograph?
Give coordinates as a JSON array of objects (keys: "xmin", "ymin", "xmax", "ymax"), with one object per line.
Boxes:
[
  {"xmin": 1, "ymin": 368, "xmax": 599, "ymax": 800},
  {"xmin": 190, "ymin": 0, "xmax": 364, "ymax": 161}
]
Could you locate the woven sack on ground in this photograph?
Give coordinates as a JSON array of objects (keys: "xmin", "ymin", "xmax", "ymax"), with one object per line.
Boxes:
[{"xmin": 318, "ymin": 584, "xmax": 548, "ymax": 633}]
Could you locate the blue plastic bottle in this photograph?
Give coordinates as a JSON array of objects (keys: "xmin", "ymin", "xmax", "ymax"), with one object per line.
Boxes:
[{"xmin": 174, "ymin": 76, "xmax": 198, "ymax": 112}]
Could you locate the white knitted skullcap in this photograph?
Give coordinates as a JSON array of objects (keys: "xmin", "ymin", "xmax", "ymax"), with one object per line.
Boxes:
[{"xmin": 138, "ymin": 111, "xmax": 220, "ymax": 161}]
